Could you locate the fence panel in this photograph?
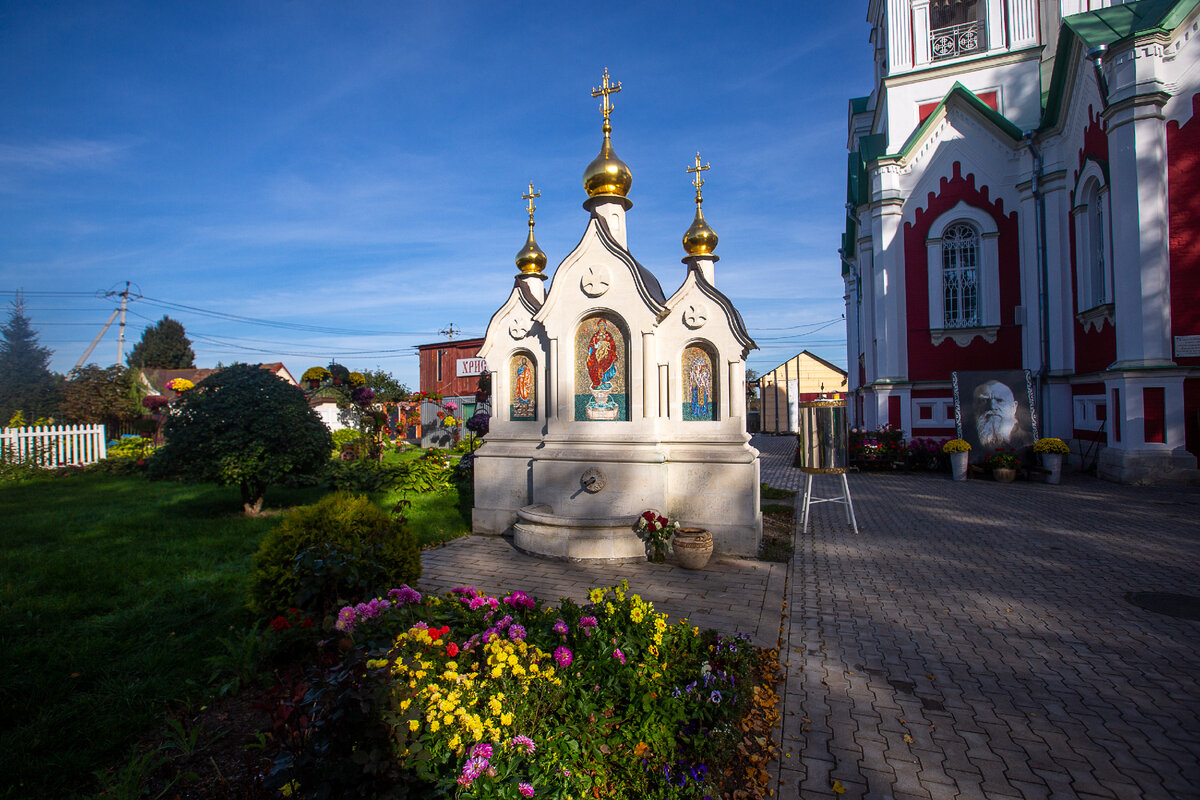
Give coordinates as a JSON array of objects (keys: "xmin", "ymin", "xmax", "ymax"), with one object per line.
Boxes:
[{"xmin": 0, "ymin": 424, "xmax": 108, "ymax": 467}]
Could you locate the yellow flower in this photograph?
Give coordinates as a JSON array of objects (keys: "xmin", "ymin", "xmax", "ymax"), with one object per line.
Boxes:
[
  {"xmin": 490, "ymin": 666, "xmax": 503, "ymax": 679},
  {"xmin": 589, "ymin": 588, "xmax": 604, "ymax": 603},
  {"xmin": 648, "ymin": 645, "xmax": 659, "ymax": 658},
  {"xmin": 500, "ymin": 711, "xmax": 514, "ymax": 726},
  {"xmin": 488, "ymin": 697, "xmax": 503, "ymax": 716},
  {"xmin": 400, "ymin": 698, "xmax": 412, "ymax": 711},
  {"xmin": 408, "ymin": 719, "xmax": 420, "ymax": 732},
  {"xmin": 630, "ymin": 607, "xmax": 645, "ymax": 624},
  {"xmin": 448, "ymin": 734, "xmax": 462, "ymax": 752},
  {"xmin": 429, "ymin": 720, "xmax": 441, "ymax": 733}
]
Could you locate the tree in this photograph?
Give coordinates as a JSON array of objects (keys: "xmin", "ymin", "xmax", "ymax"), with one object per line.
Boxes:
[
  {"xmin": 60, "ymin": 365, "xmax": 143, "ymax": 430},
  {"xmin": 127, "ymin": 315, "xmax": 195, "ymax": 369},
  {"xmin": 154, "ymin": 364, "xmax": 332, "ymax": 515},
  {"xmin": 361, "ymin": 368, "xmax": 410, "ymax": 403},
  {"xmin": 0, "ymin": 296, "xmax": 61, "ymax": 424},
  {"xmin": 745, "ymin": 368, "xmax": 760, "ymax": 411}
]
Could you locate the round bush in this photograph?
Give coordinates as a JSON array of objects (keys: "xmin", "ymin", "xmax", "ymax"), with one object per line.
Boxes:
[{"xmin": 250, "ymin": 492, "xmax": 421, "ymax": 618}]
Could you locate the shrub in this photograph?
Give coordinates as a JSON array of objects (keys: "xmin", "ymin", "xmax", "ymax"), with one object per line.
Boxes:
[
  {"xmin": 331, "ymin": 428, "xmax": 362, "ymax": 451},
  {"xmin": 325, "ymin": 450, "xmax": 454, "ymax": 495},
  {"xmin": 1034, "ymin": 437, "xmax": 1070, "ymax": 454},
  {"xmin": 250, "ymin": 492, "xmax": 420, "ymax": 618},
  {"xmin": 152, "ymin": 364, "xmax": 333, "ymax": 515}
]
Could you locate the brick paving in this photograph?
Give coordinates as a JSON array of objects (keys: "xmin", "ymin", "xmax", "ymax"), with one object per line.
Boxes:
[{"xmin": 420, "ymin": 434, "xmax": 1200, "ymax": 800}]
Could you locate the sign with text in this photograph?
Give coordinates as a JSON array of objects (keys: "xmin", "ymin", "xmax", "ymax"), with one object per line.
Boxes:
[
  {"xmin": 456, "ymin": 358, "xmax": 487, "ymax": 377},
  {"xmin": 1175, "ymin": 335, "xmax": 1200, "ymax": 359}
]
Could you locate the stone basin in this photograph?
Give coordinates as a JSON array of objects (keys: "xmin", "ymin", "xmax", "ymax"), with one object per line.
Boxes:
[{"xmin": 512, "ymin": 503, "xmax": 646, "ymax": 562}]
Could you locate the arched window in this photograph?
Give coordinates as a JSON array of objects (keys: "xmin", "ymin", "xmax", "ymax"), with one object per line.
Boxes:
[
  {"xmin": 1086, "ymin": 180, "xmax": 1108, "ymax": 308},
  {"xmin": 941, "ymin": 222, "xmax": 980, "ymax": 328},
  {"xmin": 925, "ymin": 201, "xmax": 1001, "ymax": 345},
  {"xmin": 1072, "ymin": 161, "xmax": 1113, "ymax": 321},
  {"xmin": 682, "ymin": 343, "xmax": 718, "ymax": 421}
]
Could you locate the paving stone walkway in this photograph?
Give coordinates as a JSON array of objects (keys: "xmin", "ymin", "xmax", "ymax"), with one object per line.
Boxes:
[
  {"xmin": 772, "ymin": 437, "xmax": 1200, "ymax": 800},
  {"xmin": 419, "ymin": 434, "xmax": 1200, "ymax": 800}
]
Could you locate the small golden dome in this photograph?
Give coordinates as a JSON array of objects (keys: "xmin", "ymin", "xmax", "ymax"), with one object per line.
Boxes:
[
  {"xmin": 516, "ymin": 181, "xmax": 547, "ymax": 274},
  {"xmin": 515, "ymin": 229, "xmax": 547, "ymax": 274},
  {"xmin": 683, "ymin": 205, "xmax": 718, "ymax": 256},
  {"xmin": 583, "ymin": 123, "xmax": 632, "ymax": 198}
]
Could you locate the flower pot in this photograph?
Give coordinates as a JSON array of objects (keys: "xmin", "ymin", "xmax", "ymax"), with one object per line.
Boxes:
[
  {"xmin": 673, "ymin": 528, "xmax": 713, "ymax": 570},
  {"xmin": 950, "ymin": 451, "xmax": 969, "ymax": 481},
  {"xmin": 1042, "ymin": 452, "xmax": 1063, "ymax": 485},
  {"xmin": 993, "ymin": 467, "xmax": 1016, "ymax": 483}
]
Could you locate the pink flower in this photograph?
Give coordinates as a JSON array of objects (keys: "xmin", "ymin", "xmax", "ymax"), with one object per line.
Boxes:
[
  {"xmin": 553, "ymin": 618, "xmax": 569, "ymax": 636},
  {"xmin": 518, "ymin": 783, "xmax": 535, "ymax": 797},
  {"xmin": 509, "ymin": 734, "xmax": 536, "ymax": 754},
  {"xmin": 554, "ymin": 647, "xmax": 573, "ymax": 668},
  {"xmin": 613, "ymin": 648, "xmax": 626, "ymax": 665},
  {"xmin": 470, "ymin": 742, "xmax": 494, "ymax": 759}
]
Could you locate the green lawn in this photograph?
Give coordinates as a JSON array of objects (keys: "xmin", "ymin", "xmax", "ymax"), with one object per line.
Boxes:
[{"xmin": 0, "ymin": 462, "xmax": 471, "ymax": 799}]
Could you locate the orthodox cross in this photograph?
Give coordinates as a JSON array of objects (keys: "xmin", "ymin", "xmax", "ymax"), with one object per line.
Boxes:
[
  {"xmin": 687, "ymin": 152, "xmax": 710, "ymax": 203},
  {"xmin": 439, "ymin": 323, "xmax": 461, "ymax": 342},
  {"xmin": 591, "ymin": 68, "xmax": 621, "ymax": 124},
  {"xmin": 522, "ymin": 182, "xmax": 540, "ymax": 228}
]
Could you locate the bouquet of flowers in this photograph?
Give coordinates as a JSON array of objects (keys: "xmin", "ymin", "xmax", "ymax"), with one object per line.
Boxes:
[
  {"xmin": 1034, "ymin": 437, "xmax": 1070, "ymax": 454},
  {"xmin": 166, "ymin": 378, "xmax": 194, "ymax": 393},
  {"xmin": 636, "ymin": 511, "xmax": 678, "ymax": 562},
  {"xmin": 984, "ymin": 448, "xmax": 1021, "ymax": 469},
  {"xmin": 942, "ymin": 438, "xmax": 971, "ymax": 454}
]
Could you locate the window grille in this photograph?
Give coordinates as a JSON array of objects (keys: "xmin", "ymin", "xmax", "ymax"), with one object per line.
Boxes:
[{"xmin": 942, "ymin": 223, "xmax": 979, "ymax": 328}]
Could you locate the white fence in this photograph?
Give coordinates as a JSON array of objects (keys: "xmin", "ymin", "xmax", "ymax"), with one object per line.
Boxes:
[{"xmin": 0, "ymin": 424, "xmax": 108, "ymax": 467}]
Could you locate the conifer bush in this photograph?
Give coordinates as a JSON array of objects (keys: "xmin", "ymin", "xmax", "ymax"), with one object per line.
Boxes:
[{"xmin": 250, "ymin": 492, "xmax": 420, "ymax": 618}]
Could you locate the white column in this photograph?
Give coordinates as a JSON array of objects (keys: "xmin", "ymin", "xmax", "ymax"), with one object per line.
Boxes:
[
  {"xmin": 984, "ymin": 0, "xmax": 1005, "ymax": 53},
  {"xmin": 549, "ymin": 338, "xmax": 561, "ymax": 419},
  {"xmin": 872, "ymin": 196, "xmax": 907, "ymax": 382},
  {"xmin": 642, "ymin": 332, "xmax": 657, "ymax": 418},
  {"xmin": 888, "ymin": 0, "xmax": 914, "ymax": 73},
  {"xmin": 1009, "ymin": 0, "xmax": 1040, "ymax": 49},
  {"xmin": 912, "ymin": 0, "xmax": 931, "ymax": 67},
  {"xmin": 1107, "ymin": 96, "xmax": 1174, "ymax": 368},
  {"xmin": 730, "ymin": 360, "xmax": 746, "ymax": 420},
  {"xmin": 658, "ymin": 364, "xmax": 669, "ymax": 418}
]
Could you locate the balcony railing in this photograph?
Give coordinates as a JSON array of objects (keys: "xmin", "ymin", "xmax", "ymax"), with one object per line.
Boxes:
[{"xmin": 931, "ymin": 21, "xmax": 984, "ymax": 61}]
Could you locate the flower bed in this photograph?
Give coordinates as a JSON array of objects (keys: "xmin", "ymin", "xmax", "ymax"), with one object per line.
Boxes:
[
  {"xmin": 287, "ymin": 581, "xmax": 764, "ymax": 798},
  {"xmin": 848, "ymin": 424, "xmax": 906, "ymax": 470}
]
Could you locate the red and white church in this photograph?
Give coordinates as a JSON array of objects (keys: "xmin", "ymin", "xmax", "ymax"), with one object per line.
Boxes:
[{"xmin": 842, "ymin": 0, "xmax": 1200, "ymax": 483}]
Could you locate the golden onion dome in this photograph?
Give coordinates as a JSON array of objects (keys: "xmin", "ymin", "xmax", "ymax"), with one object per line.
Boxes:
[
  {"xmin": 515, "ymin": 182, "xmax": 547, "ymax": 274},
  {"xmin": 515, "ymin": 229, "xmax": 547, "ymax": 274},
  {"xmin": 583, "ymin": 122, "xmax": 633, "ymax": 198},
  {"xmin": 683, "ymin": 205, "xmax": 718, "ymax": 256}
]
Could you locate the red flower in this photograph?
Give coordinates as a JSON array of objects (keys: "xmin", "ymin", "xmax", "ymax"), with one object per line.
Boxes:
[
  {"xmin": 270, "ymin": 616, "xmax": 291, "ymax": 632},
  {"xmin": 446, "ymin": 642, "xmax": 459, "ymax": 657}
]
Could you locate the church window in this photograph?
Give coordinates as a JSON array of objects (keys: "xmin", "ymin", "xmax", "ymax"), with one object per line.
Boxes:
[
  {"xmin": 941, "ymin": 222, "xmax": 980, "ymax": 328},
  {"xmin": 930, "ymin": 0, "xmax": 986, "ymax": 61},
  {"xmin": 1071, "ymin": 163, "xmax": 1113, "ymax": 315}
]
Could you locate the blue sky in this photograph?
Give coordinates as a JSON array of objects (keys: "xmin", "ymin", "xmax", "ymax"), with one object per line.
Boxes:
[{"xmin": 0, "ymin": 2, "xmax": 873, "ymax": 389}]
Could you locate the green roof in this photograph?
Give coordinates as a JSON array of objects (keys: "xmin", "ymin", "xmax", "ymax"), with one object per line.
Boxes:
[
  {"xmin": 1064, "ymin": 0, "xmax": 1196, "ymax": 48},
  {"xmin": 1042, "ymin": 0, "xmax": 1198, "ymax": 130}
]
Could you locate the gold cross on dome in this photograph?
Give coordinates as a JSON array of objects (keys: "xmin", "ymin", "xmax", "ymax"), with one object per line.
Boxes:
[
  {"xmin": 522, "ymin": 182, "xmax": 540, "ymax": 224},
  {"xmin": 687, "ymin": 152, "xmax": 710, "ymax": 203},
  {"xmin": 591, "ymin": 68, "xmax": 622, "ymax": 122}
]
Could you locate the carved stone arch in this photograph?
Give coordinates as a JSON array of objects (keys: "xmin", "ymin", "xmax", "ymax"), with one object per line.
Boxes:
[{"xmin": 681, "ymin": 339, "xmax": 719, "ymax": 421}]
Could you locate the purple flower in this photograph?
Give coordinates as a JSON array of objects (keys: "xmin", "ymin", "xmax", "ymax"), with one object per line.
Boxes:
[
  {"xmin": 553, "ymin": 619, "xmax": 569, "ymax": 636},
  {"xmin": 503, "ymin": 590, "xmax": 536, "ymax": 609},
  {"xmin": 470, "ymin": 742, "xmax": 494, "ymax": 760},
  {"xmin": 387, "ymin": 585, "xmax": 422, "ymax": 605},
  {"xmin": 518, "ymin": 783, "xmax": 535, "ymax": 797},
  {"xmin": 554, "ymin": 646, "xmax": 573, "ymax": 668},
  {"xmin": 508, "ymin": 624, "xmax": 527, "ymax": 641},
  {"xmin": 509, "ymin": 734, "xmax": 536, "ymax": 754},
  {"xmin": 335, "ymin": 606, "xmax": 357, "ymax": 633},
  {"xmin": 579, "ymin": 616, "xmax": 598, "ymax": 636},
  {"xmin": 710, "ymin": 690, "xmax": 722, "ymax": 704},
  {"xmin": 457, "ymin": 756, "xmax": 488, "ymax": 787},
  {"xmin": 613, "ymin": 648, "xmax": 626, "ymax": 665}
]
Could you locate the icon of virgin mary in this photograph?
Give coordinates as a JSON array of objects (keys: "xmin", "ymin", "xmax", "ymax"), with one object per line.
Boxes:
[{"xmin": 585, "ymin": 319, "xmax": 618, "ymax": 389}]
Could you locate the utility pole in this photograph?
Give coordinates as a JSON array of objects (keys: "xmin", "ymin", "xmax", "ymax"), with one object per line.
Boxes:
[
  {"xmin": 116, "ymin": 281, "xmax": 130, "ymax": 366},
  {"xmin": 439, "ymin": 323, "xmax": 461, "ymax": 342}
]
